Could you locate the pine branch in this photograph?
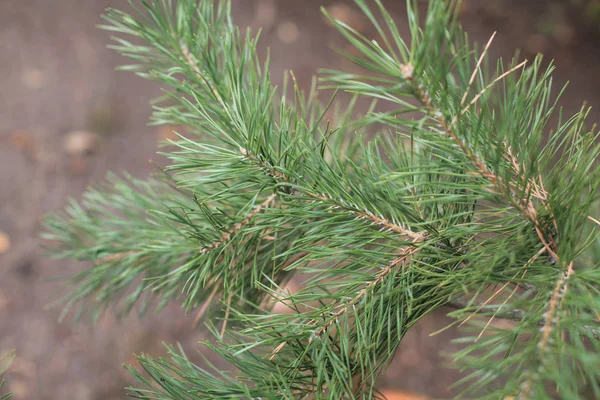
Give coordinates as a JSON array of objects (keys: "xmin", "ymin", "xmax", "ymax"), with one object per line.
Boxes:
[
  {"xmin": 518, "ymin": 262, "xmax": 575, "ymax": 400},
  {"xmin": 200, "ymin": 193, "xmax": 277, "ymax": 255},
  {"xmin": 239, "ymin": 147, "xmax": 426, "ymax": 241},
  {"xmin": 447, "ymin": 295, "xmax": 600, "ymax": 340},
  {"xmin": 321, "ymin": 1, "xmax": 600, "ymax": 397},
  {"xmin": 400, "ymin": 60, "xmax": 561, "ymax": 260},
  {"xmin": 0, "ymin": 351, "xmax": 14, "ymax": 400},
  {"xmin": 270, "ymin": 244, "xmax": 421, "ymax": 360},
  {"xmin": 40, "ymin": 1, "xmax": 600, "ymax": 398}
]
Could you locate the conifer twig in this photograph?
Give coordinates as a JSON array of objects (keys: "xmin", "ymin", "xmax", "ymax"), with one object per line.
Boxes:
[
  {"xmin": 192, "ymin": 193, "xmax": 277, "ymax": 327},
  {"xmin": 400, "ymin": 61, "xmax": 558, "ymax": 261},
  {"xmin": 459, "ymin": 246, "xmax": 545, "ymax": 328},
  {"xmin": 238, "ymin": 149, "xmax": 429, "ymax": 362},
  {"xmin": 43, "ymin": 1, "xmax": 600, "ymax": 397},
  {"xmin": 269, "ymin": 245, "xmax": 421, "ymax": 360},
  {"xmin": 446, "ymin": 297, "xmax": 600, "ymax": 339},
  {"xmin": 97, "ymin": 193, "xmax": 276, "ymax": 280},
  {"xmin": 400, "ymin": 58, "xmax": 583, "ymax": 397},
  {"xmin": 200, "ymin": 193, "xmax": 277, "ymax": 255},
  {"xmin": 518, "ymin": 262, "xmax": 575, "ymax": 400},
  {"xmin": 309, "ymin": 246, "xmax": 420, "ymax": 343},
  {"xmin": 239, "ymin": 148, "xmax": 425, "ymax": 241},
  {"xmin": 180, "ymin": 41, "xmax": 225, "ymax": 106}
]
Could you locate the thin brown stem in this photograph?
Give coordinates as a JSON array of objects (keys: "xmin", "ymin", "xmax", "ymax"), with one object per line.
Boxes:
[
  {"xmin": 309, "ymin": 246, "xmax": 419, "ymax": 343},
  {"xmin": 446, "ymin": 295, "xmax": 600, "ymax": 340},
  {"xmin": 475, "ymin": 269, "xmax": 527, "ymax": 342},
  {"xmin": 97, "ymin": 250, "xmax": 138, "ymax": 263},
  {"xmin": 200, "ymin": 193, "xmax": 277, "ymax": 255},
  {"xmin": 192, "ymin": 283, "xmax": 220, "ymax": 328},
  {"xmin": 268, "ymin": 246, "xmax": 420, "ymax": 360},
  {"xmin": 517, "ymin": 262, "xmax": 575, "ymax": 400},
  {"xmin": 240, "ymin": 148, "xmax": 426, "ymax": 241},
  {"xmin": 180, "ymin": 41, "xmax": 225, "ymax": 106}
]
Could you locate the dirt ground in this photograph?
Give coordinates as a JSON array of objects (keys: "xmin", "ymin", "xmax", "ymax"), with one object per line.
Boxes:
[{"xmin": 1, "ymin": 1, "xmax": 599, "ymax": 399}]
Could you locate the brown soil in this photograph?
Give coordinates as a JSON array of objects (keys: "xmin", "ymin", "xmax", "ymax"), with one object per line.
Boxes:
[{"xmin": 1, "ymin": 1, "xmax": 598, "ymax": 399}]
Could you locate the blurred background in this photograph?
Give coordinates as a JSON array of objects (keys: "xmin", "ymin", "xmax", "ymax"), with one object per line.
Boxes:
[{"xmin": 1, "ymin": 0, "xmax": 599, "ymax": 399}]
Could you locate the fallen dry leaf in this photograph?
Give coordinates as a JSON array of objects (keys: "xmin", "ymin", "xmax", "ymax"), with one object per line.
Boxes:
[
  {"xmin": 10, "ymin": 130, "xmax": 39, "ymax": 160},
  {"xmin": 21, "ymin": 67, "xmax": 46, "ymax": 90},
  {"xmin": 380, "ymin": 389, "xmax": 429, "ymax": 400},
  {"xmin": 0, "ymin": 291, "xmax": 9, "ymax": 311},
  {"xmin": 0, "ymin": 232, "xmax": 11, "ymax": 255}
]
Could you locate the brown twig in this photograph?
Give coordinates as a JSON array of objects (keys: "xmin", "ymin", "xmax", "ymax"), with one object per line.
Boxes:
[
  {"xmin": 240, "ymin": 148, "xmax": 426, "ymax": 241},
  {"xmin": 200, "ymin": 193, "xmax": 277, "ymax": 256},
  {"xmin": 517, "ymin": 262, "xmax": 575, "ymax": 400},
  {"xmin": 192, "ymin": 283, "xmax": 220, "ymax": 328},
  {"xmin": 268, "ymin": 246, "xmax": 420, "ymax": 360},
  {"xmin": 459, "ymin": 246, "xmax": 545, "ymax": 328},
  {"xmin": 97, "ymin": 250, "xmax": 138, "ymax": 263},
  {"xmin": 446, "ymin": 293, "xmax": 600, "ymax": 340},
  {"xmin": 180, "ymin": 41, "xmax": 224, "ymax": 106},
  {"xmin": 475, "ymin": 269, "xmax": 527, "ymax": 342}
]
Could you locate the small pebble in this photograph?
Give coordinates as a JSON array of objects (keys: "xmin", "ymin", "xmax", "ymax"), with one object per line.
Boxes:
[
  {"xmin": 277, "ymin": 21, "xmax": 299, "ymax": 44},
  {"xmin": 64, "ymin": 131, "xmax": 98, "ymax": 156},
  {"xmin": 0, "ymin": 232, "xmax": 11, "ymax": 255}
]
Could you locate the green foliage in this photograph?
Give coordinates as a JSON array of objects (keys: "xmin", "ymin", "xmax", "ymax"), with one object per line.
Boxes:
[
  {"xmin": 0, "ymin": 351, "xmax": 14, "ymax": 400},
  {"xmin": 41, "ymin": 0, "xmax": 600, "ymax": 398}
]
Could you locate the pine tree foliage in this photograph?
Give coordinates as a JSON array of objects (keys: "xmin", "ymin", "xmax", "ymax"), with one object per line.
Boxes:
[
  {"xmin": 0, "ymin": 351, "xmax": 14, "ymax": 400},
  {"xmin": 41, "ymin": 0, "xmax": 600, "ymax": 398}
]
